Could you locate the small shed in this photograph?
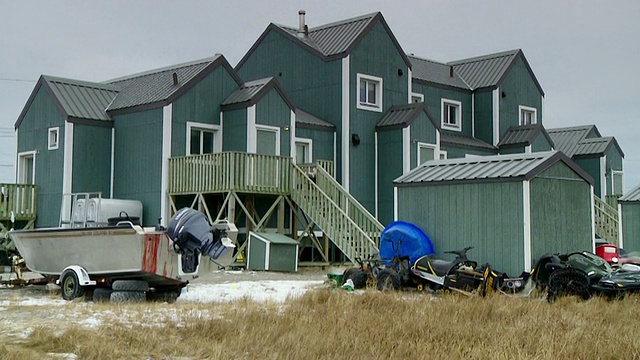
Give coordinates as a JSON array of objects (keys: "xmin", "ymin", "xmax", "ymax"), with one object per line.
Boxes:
[
  {"xmin": 246, "ymin": 231, "xmax": 299, "ymax": 272},
  {"xmin": 619, "ymin": 184, "xmax": 640, "ymax": 252},
  {"xmin": 394, "ymin": 151, "xmax": 594, "ymax": 276}
]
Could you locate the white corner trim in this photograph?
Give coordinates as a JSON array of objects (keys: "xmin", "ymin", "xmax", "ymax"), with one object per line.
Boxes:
[
  {"xmin": 493, "ymin": 88, "xmax": 500, "ymax": 146},
  {"xmin": 110, "ymin": 127, "xmax": 115, "ymax": 198},
  {"xmin": 13, "ymin": 129, "xmax": 18, "ymax": 183},
  {"xmin": 341, "ymin": 55, "xmax": 350, "ymax": 190},
  {"xmin": 247, "ymin": 105, "xmax": 257, "ymax": 153},
  {"xmin": 523, "ymin": 180, "xmax": 532, "ymax": 272},
  {"xmin": 290, "ymin": 110, "xmax": 296, "ymax": 158},
  {"xmin": 161, "ymin": 104, "xmax": 172, "ymax": 226},
  {"xmin": 408, "ymin": 68, "xmax": 413, "ymax": 103},
  {"xmin": 525, "ymin": 144, "xmax": 532, "ymax": 154},
  {"xmin": 540, "ymin": 95, "xmax": 545, "ymax": 124},
  {"xmin": 219, "ymin": 111, "xmax": 224, "ymax": 151},
  {"xmin": 600, "ymin": 155, "xmax": 606, "ymax": 197},
  {"xmin": 374, "ymin": 132, "xmax": 378, "ymax": 219},
  {"xmin": 618, "ymin": 202, "xmax": 624, "ymax": 249},
  {"xmin": 402, "ymin": 126, "xmax": 410, "ymax": 174},
  {"xmin": 471, "ymin": 93, "xmax": 475, "ymax": 138},
  {"xmin": 63, "ymin": 122, "xmax": 73, "ymax": 195},
  {"xmin": 590, "ymin": 185, "xmax": 596, "ymax": 252},
  {"xmin": 393, "ymin": 186, "xmax": 398, "ymax": 221}
]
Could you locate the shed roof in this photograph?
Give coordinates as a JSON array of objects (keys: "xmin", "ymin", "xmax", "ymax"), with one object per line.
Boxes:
[
  {"xmin": 295, "ymin": 108, "xmax": 335, "ymax": 131},
  {"xmin": 619, "ymin": 184, "xmax": 640, "ymax": 202},
  {"xmin": 394, "ymin": 151, "xmax": 592, "ymax": 186},
  {"xmin": 376, "ymin": 102, "xmax": 438, "ymax": 131},
  {"xmin": 547, "ymin": 125, "xmax": 623, "ymax": 158},
  {"xmin": 106, "ymin": 55, "xmax": 242, "ymax": 114},
  {"xmin": 237, "ymin": 12, "xmax": 411, "ymax": 68},
  {"xmin": 15, "ymin": 75, "xmax": 119, "ymax": 129},
  {"xmin": 498, "ymin": 124, "xmax": 555, "ymax": 148},
  {"xmin": 221, "ymin": 77, "xmax": 295, "ymax": 111},
  {"xmin": 408, "ymin": 55, "xmax": 469, "ymax": 89},
  {"xmin": 441, "ymin": 133, "xmax": 496, "ymax": 151}
]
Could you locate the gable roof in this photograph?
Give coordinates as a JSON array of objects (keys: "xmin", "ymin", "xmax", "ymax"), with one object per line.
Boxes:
[
  {"xmin": 394, "ymin": 151, "xmax": 593, "ymax": 186},
  {"xmin": 619, "ymin": 183, "xmax": 640, "ymax": 202},
  {"xmin": 440, "ymin": 133, "xmax": 496, "ymax": 151},
  {"xmin": 376, "ymin": 102, "xmax": 438, "ymax": 131},
  {"xmin": 236, "ymin": 12, "xmax": 411, "ymax": 68},
  {"xmin": 15, "ymin": 75, "xmax": 119, "ymax": 129},
  {"xmin": 221, "ymin": 77, "xmax": 295, "ymax": 111},
  {"xmin": 295, "ymin": 108, "xmax": 335, "ymax": 131},
  {"xmin": 498, "ymin": 124, "xmax": 555, "ymax": 148},
  {"xmin": 574, "ymin": 137, "xmax": 624, "ymax": 157},
  {"xmin": 106, "ymin": 55, "xmax": 243, "ymax": 115},
  {"xmin": 547, "ymin": 125, "xmax": 623, "ymax": 158},
  {"xmin": 408, "ymin": 55, "xmax": 470, "ymax": 90}
]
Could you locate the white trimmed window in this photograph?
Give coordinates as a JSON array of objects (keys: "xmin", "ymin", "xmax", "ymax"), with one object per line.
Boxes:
[
  {"xmin": 186, "ymin": 122, "xmax": 221, "ymax": 155},
  {"xmin": 417, "ymin": 143, "xmax": 436, "ymax": 166},
  {"xmin": 411, "ymin": 93, "xmax": 424, "ymax": 103},
  {"xmin": 439, "ymin": 150, "xmax": 447, "ymax": 160},
  {"xmin": 519, "ymin": 105, "xmax": 537, "ymax": 125},
  {"xmin": 295, "ymin": 138, "xmax": 312, "ymax": 164},
  {"xmin": 357, "ymin": 74, "xmax": 383, "ymax": 112},
  {"xmin": 612, "ymin": 170, "xmax": 624, "ymax": 196},
  {"xmin": 18, "ymin": 151, "xmax": 36, "ymax": 184},
  {"xmin": 441, "ymin": 99, "xmax": 462, "ymax": 131},
  {"xmin": 48, "ymin": 127, "xmax": 59, "ymax": 150}
]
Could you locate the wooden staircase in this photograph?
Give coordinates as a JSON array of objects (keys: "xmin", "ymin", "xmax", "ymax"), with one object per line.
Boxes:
[
  {"xmin": 594, "ymin": 195, "xmax": 619, "ymax": 245},
  {"xmin": 291, "ymin": 161, "xmax": 383, "ymax": 263}
]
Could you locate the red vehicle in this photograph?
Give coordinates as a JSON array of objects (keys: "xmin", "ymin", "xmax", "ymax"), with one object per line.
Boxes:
[{"xmin": 596, "ymin": 244, "xmax": 619, "ymax": 264}]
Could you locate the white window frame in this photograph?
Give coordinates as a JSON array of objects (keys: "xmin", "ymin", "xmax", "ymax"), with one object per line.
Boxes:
[
  {"xmin": 255, "ymin": 124, "xmax": 281, "ymax": 156},
  {"xmin": 356, "ymin": 73, "xmax": 383, "ymax": 112},
  {"xmin": 186, "ymin": 121, "xmax": 221, "ymax": 155},
  {"xmin": 612, "ymin": 170, "xmax": 624, "ymax": 196},
  {"xmin": 519, "ymin": 105, "xmax": 537, "ymax": 125},
  {"xmin": 417, "ymin": 142, "xmax": 437, "ymax": 166},
  {"xmin": 17, "ymin": 150, "xmax": 36, "ymax": 184},
  {"xmin": 294, "ymin": 138, "xmax": 313, "ymax": 164},
  {"xmin": 441, "ymin": 98, "xmax": 462, "ymax": 131},
  {"xmin": 411, "ymin": 92, "xmax": 424, "ymax": 103},
  {"xmin": 48, "ymin": 127, "xmax": 59, "ymax": 150},
  {"xmin": 439, "ymin": 150, "xmax": 448, "ymax": 160}
]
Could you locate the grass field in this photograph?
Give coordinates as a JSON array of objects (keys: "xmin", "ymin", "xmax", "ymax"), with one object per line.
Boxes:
[{"xmin": 2, "ymin": 288, "xmax": 639, "ymax": 360}]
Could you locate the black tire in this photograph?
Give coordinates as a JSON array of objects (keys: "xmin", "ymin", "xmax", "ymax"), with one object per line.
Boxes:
[
  {"xmin": 147, "ymin": 290, "xmax": 180, "ymax": 303},
  {"xmin": 377, "ymin": 269, "xmax": 401, "ymax": 291},
  {"xmin": 547, "ymin": 267, "xmax": 590, "ymax": 302},
  {"xmin": 112, "ymin": 280, "xmax": 149, "ymax": 292},
  {"xmin": 110, "ymin": 291, "xmax": 146, "ymax": 303},
  {"xmin": 60, "ymin": 270, "xmax": 84, "ymax": 301},
  {"xmin": 92, "ymin": 287, "xmax": 113, "ymax": 302},
  {"xmin": 342, "ymin": 268, "xmax": 367, "ymax": 289}
]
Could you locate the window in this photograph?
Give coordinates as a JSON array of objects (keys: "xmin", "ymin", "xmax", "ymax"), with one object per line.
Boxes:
[
  {"xmin": 357, "ymin": 74, "xmax": 383, "ymax": 112},
  {"xmin": 519, "ymin": 105, "xmax": 537, "ymax": 125},
  {"xmin": 295, "ymin": 139, "xmax": 312, "ymax": 164},
  {"xmin": 255, "ymin": 125, "xmax": 280, "ymax": 156},
  {"xmin": 411, "ymin": 93, "xmax": 424, "ymax": 103},
  {"xmin": 48, "ymin": 127, "xmax": 59, "ymax": 150},
  {"xmin": 18, "ymin": 151, "xmax": 36, "ymax": 184},
  {"xmin": 441, "ymin": 99, "xmax": 462, "ymax": 131},
  {"xmin": 186, "ymin": 122, "xmax": 220, "ymax": 155},
  {"xmin": 439, "ymin": 151, "xmax": 447, "ymax": 160},
  {"xmin": 612, "ymin": 170, "xmax": 624, "ymax": 196},
  {"xmin": 417, "ymin": 143, "xmax": 436, "ymax": 166}
]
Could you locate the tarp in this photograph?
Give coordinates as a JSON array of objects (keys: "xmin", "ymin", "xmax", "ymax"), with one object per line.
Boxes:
[{"xmin": 379, "ymin": 221, "xmax": 434, "ymax": 266}]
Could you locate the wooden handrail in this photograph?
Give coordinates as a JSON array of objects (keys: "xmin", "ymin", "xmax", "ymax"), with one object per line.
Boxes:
[
  {"xmin": 594, "ymin": 195, "xmax": 619, "ymax": 244},
  {"xmin": 0, "ymin": 183, "xmax": 37, "ymax": 221}
]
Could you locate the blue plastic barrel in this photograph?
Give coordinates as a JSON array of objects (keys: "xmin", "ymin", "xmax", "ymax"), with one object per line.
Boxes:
[{"xmin": 379, "ymin": 221, "xmax": 434, "ymax": 266}]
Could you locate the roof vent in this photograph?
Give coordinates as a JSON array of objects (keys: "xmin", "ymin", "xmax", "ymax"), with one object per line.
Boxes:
[
  {"xmin": 172, "ymin": 72, "xmax": 178, "ymax": 86},
  {"xmin": 298, "ymin": 10, "xmax": 308, "ymax": 38}
]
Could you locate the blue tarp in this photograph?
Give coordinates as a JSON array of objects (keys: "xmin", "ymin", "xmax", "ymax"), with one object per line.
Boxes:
[{"xmin": 379, "ymin": 221, "xmax": 434, "ymax": 266}]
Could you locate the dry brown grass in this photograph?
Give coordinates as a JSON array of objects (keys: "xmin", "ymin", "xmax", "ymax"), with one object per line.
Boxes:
[{"xmin": 2, "ymin": 289, "xmax": 640, "ymax": 359}]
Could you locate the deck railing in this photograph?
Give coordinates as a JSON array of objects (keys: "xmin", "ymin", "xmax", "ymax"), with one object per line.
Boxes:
[
  {"xmin": 290, "ymin": 163, "xmax": 378, "ymax": 262},
  {"xmin": 168, "ymin": 152, "xmax": 291, "ymax": 195},
  {"xmin": 594, "ymin": 195, "xmax": 619, "ymax": 244},
  {"xmin": 0, "ymin": 183, "xmax": 37, "ymax": 221}
]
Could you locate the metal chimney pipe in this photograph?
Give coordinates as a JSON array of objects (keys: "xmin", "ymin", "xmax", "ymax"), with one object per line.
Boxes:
[{"xmin": 298, "ymin": 10, "xmax": 306, "ymax": 37}]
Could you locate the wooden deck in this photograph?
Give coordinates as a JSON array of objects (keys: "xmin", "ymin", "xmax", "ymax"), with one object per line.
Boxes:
[{"xmin": 0, "ymin": 184, "xmax": 37, "ymax": 222}]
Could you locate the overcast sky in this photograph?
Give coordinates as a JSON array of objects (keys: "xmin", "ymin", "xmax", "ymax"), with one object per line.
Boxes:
[{"xmin": 1, "ymin": 1, "xmax": 639, "ymax": 188}]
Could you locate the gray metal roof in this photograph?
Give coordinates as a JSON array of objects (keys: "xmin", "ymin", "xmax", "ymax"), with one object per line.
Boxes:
[
  {"xmin": 376, "ymin": 103, "xmax": 437, "ymax": 131},
  {"xmin": 395, "ymin": 151, "xmax": 591, "ymax": 185},
  {"xmin": 408, "ymin": 55, "xmax": 469, "ymax": 89},
  {"xmin": 574, "ymin": 137, "xmax": 614, "ymax": 156},
  {"xmin": 106, "ymin": 57, "xmax": 218, "ymax": 111},
  {"xmin": 448, "ymin": 50, "xmax": 519, "ymax": 90},
  {"xmin": 547, "ymin": 125, "xmax": 601, "ymax": 157},
  {"xmin": 44, "ymin": 76, "xmax": 117, "ymax": 121},
  {"xmin": 498, "ymin": 124, "xmax": 555, "ymax": 148},
  {"xmin": 295, "ymin": 109, "xmax": 334, "ymax": 130},
  {"xmin": 441, "ymin": 133, "xmax": 496, "ymax": 150},
  {"xmin": 222, "ymin": 78, "xmax": 271, "ymax": 105},
  {"xmin": 619, "ymin": 184, "xmax": 640, "ymax": 202}
]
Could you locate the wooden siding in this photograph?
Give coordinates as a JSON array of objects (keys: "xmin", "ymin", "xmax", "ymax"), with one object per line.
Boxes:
[
  {"xmin": 473, "ymin": 89, "xmax": 494, "ymax": 145},
  {"xmin": 112, "ymin": 108, "xmax": 163, "ymax": 226},
  {"xmin": 409, "ymin": 112, "xmax": 438, "ymax": 168},
  {"xmin": 499, "ymin": 56, "xmax": 543, "ymax": 140},
  {"xmin": 349, "ymin": 20, "xmax": 409, "ymax": 214},
  {"xmin": 221, "ymin": 109, "xmax": 247, "ymax": 152},
  {"xmin": 532, "ymin": 131, "xmax": 553, "ymax": 152},
  {"xmin": 575, "ymin": 156, "xmax": 602, "ymax": 197},
  {"xmin": 256, "ymin": 89, "xmax": 291, "ymax": 157},
  {"xmin": 72, "ymin": 124, "xmax": 111, "ymax": 195},
  {"xmin": 295, "ymin": 127, "xmax": 334, "ymax": 163},
  {"xmin": 397, "ymin": 181, "xmax": 525, "ymax": 276},
  {"xmin": 530, "ymin": 162, "xmax": 593, "ymax": 260},
  {"xmin": 376, "ymin": 130, "xmax": 403, "ymax": 226},
  {"xmin": 16, "ymin": 87, "xmax": 65, "ymax": 227},
  {"xmin": 411, "ymin": 82, "xmax": 473, "ymax": 137},
  {"xmin": 621, "ymin": 202, "xmax": 640, "ymax": 251},
  {"xmin": 171, "ymin": 66, "xmax": 240, "ymax": 157}
]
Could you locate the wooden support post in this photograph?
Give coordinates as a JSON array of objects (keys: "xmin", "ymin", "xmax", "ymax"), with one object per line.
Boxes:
[
  {"xmin": 277, "ymin": 197, "xmax": 285, "ymax": 234},
  {"xmin": 227, "ymin": 193, "xmax": 236, "ymax": 224}
]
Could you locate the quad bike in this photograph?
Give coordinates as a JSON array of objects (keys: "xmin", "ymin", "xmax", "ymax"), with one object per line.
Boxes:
[{"xmin": 341, "ymin": 255, "xmax": 400, "ymax": 291}]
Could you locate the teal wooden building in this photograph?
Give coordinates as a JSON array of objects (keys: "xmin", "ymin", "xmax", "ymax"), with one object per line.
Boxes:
[
  {"xmin": 10, "ymin": 10, "xmax": 626, "ymax": 269},
  {"xmin": 618, "ymin": 185, "xmax": 640, "ymax": 252}
]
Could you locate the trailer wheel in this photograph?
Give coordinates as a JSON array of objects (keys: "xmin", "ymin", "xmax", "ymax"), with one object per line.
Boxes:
[
  {"xmin": 92, "ymin": 287, "xmax": 112, "ymax": 302},
  {"xmin": 112, "ymin": 280, "xmax": 149, "ymax": 292},
  {"xmin": 60, "ymin": 270, "xmax": 84, "ymax": 300},
  {"xmin": 110, "ymin": 291, "xmax": 146, "ymax": 303},
  {"xmin": 377, "ymin": 269, "xmax": 401, "ymax": 292}
]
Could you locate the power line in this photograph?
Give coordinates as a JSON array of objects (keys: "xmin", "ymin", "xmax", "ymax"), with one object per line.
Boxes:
[{"xmin": 0, "ymin": 78, "xmax": 36, "ymax": 83}]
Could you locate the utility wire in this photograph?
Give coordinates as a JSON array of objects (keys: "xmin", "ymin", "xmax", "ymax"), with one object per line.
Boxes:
[{"xmin": 0, "ymin": 78, "xmax": 36, "ymax": 83}]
